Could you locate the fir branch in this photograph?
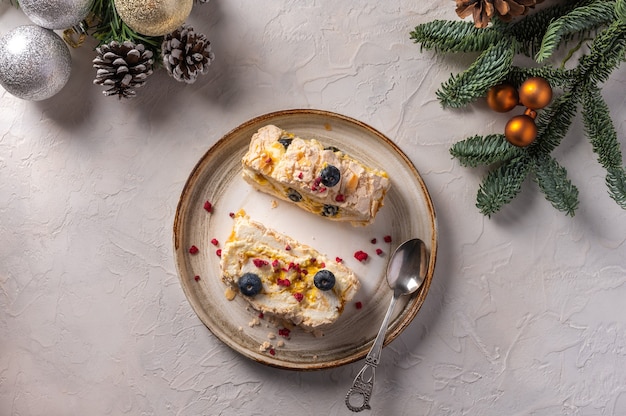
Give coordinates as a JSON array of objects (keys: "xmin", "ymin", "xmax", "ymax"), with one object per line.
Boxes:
[
  {"xmin": 533, "ymin": 154, "xmax": 579, "ymax": 216},
  {"xmin": 582, "ymin": 86, "xmax": 624, "ymax": 169},
  {"xmin": 450, "ymin": 134, "xmax": 524, "ymax": 167},
  {"xmin": 436, "ymin": 39, "xmax": 515, "ymax": 108},
  {"xmin": 582, "ymin": 85, "xmax": 626, "ymax": 206},
  {"xmin": 606, "ymin": 167, "xmax": 626, "ymax": 208},
  {"xmin": 529, "ymin": 91, "xmax": 579, "ymax": 156},
  {"xmin": 535, "ymin": 0, "xmax": 616, "ymax": 62},
  {"xmin": 409, "ymin": 20, "xmax": 500, "ymax": 53},
  {"xmin": 617, "ymin": 0, "xmax": 626, "ymax": 22},
  {"xmin": 507, "ymin": 65, "xmax": 573, "ymax": 89},
  {"xmin": 577, "ymin": 20, "xmax": 626, "ymax": 85},
  {"xmin": 503, "ymin": 0, "xmax": 591, "ymax": 57},
  {"xmin": 476, "ymin": 155, "xmax": 532, "ymax": 216}
]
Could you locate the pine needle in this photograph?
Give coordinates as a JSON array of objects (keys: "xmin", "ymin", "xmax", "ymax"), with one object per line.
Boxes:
[
  {"xmin": 409, "ymin": 20, "xmax": 501, "ymax": 53},
  {"xmin": 535, "ymin": 0, "xmax": 615, "ymax": 62},
  {"xmin": 606, "ymin": 167, "xmax": 626, "ymax": 208},
  {"xmin": 450, "ymin": 134, "xmax": 524, "ymax": 167},
  {"xmin": 533, "ymin": 154, "xmax": 579, "ymax": 216},
  {"xmin": 436, "ymin": 39, "xmax": 515, "ymax": 108},
  {"xmin": 476, "ymin": 155, "xmax": 532, "ymax": 216}
]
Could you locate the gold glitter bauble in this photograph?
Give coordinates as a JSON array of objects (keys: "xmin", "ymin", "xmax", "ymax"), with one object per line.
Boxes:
[{"xmin": 114, "ymin": 0, "xmax": 193, "ymax": 36}]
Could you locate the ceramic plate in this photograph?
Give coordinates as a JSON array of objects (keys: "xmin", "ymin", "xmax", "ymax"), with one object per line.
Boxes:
[{"xmin": 173, "ymin": 109, "xmax": 437, "ymax": 370}]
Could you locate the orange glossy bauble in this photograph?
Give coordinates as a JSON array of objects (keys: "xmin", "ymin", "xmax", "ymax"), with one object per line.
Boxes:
[
  {"xmin": 486, "ymin": 83, "xmax": 519, "ymax": 113},
  {"xmin": 505, "ymin": 114, "xmax": 537, "ymax": 147},
  {"xmin": 519, "ymin": 77, "xmax": 552, "ymax": 110}
]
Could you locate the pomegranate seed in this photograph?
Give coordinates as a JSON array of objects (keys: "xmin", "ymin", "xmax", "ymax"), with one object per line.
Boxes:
[
  {"xmin": 253, "ymin": 259, "xmax": 269, "ymax": 267},
  {"xmin": 258, "ymin": 312, "xmax": 264, "ymax": 319},
  {"xmin": 335, "ymin": 194, "xmax": 345, "ymax": 202},
  {"xmin": 354, "ymin": 250, "xmax": 368, "ymax": 262},
  {"xmin": 384, "ymin": 235, "xmax": 392, "ymax": 243},
  {"xmin": 285, "ymin": 244, "xmax": 291, "ymax": 251},
  {"xmin": 355, "ymin": 301, "xmax": 363, "ymax": 310},
  {"xmin": 335, "ymin": 257, "xmax": 343, "ymax": 263},
  {"xmin": 210, "ymin": 238, "xmax": 219, "ymax": 246},
  {"xmin": 298, "ymin": 172, "xmax": 303, "ymax": 179},
  {"xmin": 319, "ymin": 262, "xmax": 325, "ymax": 268},
  {"xmin": 229, "ymin": 212, "xmax": 235, "ymax": 218},
  {"xmin": 370, "ymin": 238, "xmax": 377, "ymax": 244},
  {"xmin": 376, "ymin": 248, "xmax": 383, "ymax": 256},
  {"xmin": 271, "ymin": 259, "xmax": 280, "ymax": 268},
  {"xmin": 269, "ymin": 348, "xmax": 276, "ymax": 356},
  {"xmin": 277, "ymin": 278, "xmax": 291, "ymax": 287},
  {"xmin": 293, "ymin": 293, "xmax": 304, "ymax": 302},
  {"xmin": 203, "ymin": 201, "xmax": 213, "ymax": 212},
  {"xmin": 216, "ymin": 249, "xmax": 222, "ymax": 257},
  {"xmin": 189, "ymin": 245, "xmax": 199, "ymax": 254},
  {"xmin": 278, "ymin": 328, "xmax": 291, "ymax": 337},
  {"xmin": 194, "ymin": 275, "xmax": 200, "ymax": 282}
]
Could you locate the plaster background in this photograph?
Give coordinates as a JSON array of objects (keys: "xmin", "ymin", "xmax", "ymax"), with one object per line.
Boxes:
[{"xmin": 1, "ymin": 1, "xmax": 625, "ymax": 415}]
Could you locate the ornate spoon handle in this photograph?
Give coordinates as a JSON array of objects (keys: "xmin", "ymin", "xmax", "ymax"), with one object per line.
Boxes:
[{"xmin": 345, "ymin": 292, "xmax": 399, "ymax": 412}]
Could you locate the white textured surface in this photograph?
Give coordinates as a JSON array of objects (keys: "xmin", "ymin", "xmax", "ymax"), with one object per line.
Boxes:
[{"xmin": 1, "ymin": 1, "xmax": 626, "ymax": 415}]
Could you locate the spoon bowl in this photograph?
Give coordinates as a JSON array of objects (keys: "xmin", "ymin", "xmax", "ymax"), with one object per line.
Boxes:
[{"xmin": 345, "ymin": 238, "xmax": 428, "ymax": 412}]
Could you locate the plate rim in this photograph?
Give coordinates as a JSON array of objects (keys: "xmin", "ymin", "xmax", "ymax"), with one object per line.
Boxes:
[{"xmin": 173, "ymin": 108, "xmax": 438, "ymax": 370}]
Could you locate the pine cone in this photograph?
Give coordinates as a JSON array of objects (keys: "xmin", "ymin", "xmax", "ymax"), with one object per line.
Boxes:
[
  {"xmin": 93, "ymin": 41, "xmax": 154, "ymax": 99},
  {"xmin": 162, "ymin": 25, "xmax": 215, "ymax": 84},
  {"xmin": 456, "ymin": 0, "xmax": 544, "ymax": 28}
]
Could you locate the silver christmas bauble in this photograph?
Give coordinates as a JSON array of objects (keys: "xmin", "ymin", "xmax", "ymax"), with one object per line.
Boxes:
[
  {"xmin": 114, "ymin": 0, "xmax": 193, "ymax": 36},
  {"xmin": 0, "ymin": 25, "xmax": 72, "ymax": 101},
  {"xmin": 19, "ymin": 0, "xmax": 94, "ymax": 30}
]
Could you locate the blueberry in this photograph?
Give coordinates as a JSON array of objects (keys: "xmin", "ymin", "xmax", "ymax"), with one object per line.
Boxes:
[
  {"xmin": 322, "ymin": 204, "xmax": 339, "ymax": 217},
  {"xmin": 287, "ymin": 188, "xmax": 302, "ymax": 202},
  {"xmin": 314, "ymin": 269, "xmax": 335, "ymax": 291},
  {"xmin": 278, "ymin": 136, "xmax": 293, "ymax": 149},
  {"xmin": 320, "ymin": 164, "xmax": 341, "ymax": 187},
  {"xmin": 238, "ymin": 273, "xmax": 262, "ymax": 296}
]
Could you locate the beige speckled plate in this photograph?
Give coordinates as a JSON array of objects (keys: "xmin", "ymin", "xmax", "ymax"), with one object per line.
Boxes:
[{"xmin": 173, "ymin": 109, "xmax": 437, "ymax": 370}]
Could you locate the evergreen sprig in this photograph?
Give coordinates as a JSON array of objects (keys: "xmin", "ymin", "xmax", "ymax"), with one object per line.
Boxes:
[
  {"xmin": 436, "ymin": 39, "xmax": 515, "ymax": 108},
  {"xmin": 411, "ymin": 0, "xmax": 626, "ymax": 217},
  {"xmin": 535, "ymin": 1, "xmax": 616, "ymax": 62}
]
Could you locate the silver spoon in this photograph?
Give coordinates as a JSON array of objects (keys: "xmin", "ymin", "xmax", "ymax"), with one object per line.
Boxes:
[{"xmin": 345, "ymin": 238, "xmax": 428, "ymax": 412}]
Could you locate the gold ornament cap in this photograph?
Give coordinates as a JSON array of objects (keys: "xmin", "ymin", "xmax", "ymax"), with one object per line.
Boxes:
[{"xmin": 114, "ymin": 0, "xmax": 193, "ymax": 36}]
